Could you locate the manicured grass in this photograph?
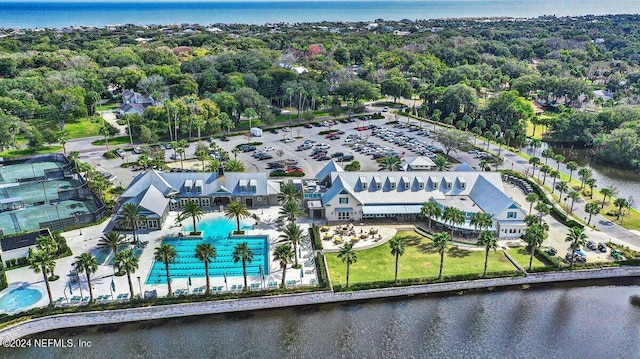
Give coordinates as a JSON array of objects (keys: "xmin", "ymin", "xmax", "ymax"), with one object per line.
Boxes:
[
  {"xmin": 91, "ymin": 135, "xmax": 134, "ymax": 146},
  {"xmin": 96, "ymin": 103, "xmax": 119, "ymax": 111},
  {"xmin": 526, "ymin": 120, "xmax": 549, "ymax": 139},
  {"xmin": 64, "ymin": 117, "xmax": 102, "ymax": 138},
  {"xmin": 325, "ymin": 231, "xmax": 518, "ymax": 286},
  {"xmin": 507, "ymin": 247, "xmax": 548, "ymax": 269},
  {"xmin": 0, "ymin": 146, "xmax": 62, "ymax": 158}
]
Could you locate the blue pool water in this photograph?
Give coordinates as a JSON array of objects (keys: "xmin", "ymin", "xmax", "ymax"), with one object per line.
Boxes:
[
  {"xmin": 147, "ymin": 217, "xmax": 269, "ymax": 285},
  {"xmin": 0, "ymin": 287, "xmax": 42, "ymax": 313}
]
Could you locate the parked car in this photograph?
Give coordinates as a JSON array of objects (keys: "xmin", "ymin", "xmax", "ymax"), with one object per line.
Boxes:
[
  {"xmin": 304, "ymin": 123, "xmax": 313, "ymax": 128},
  {"xmin": 586, "ymin": 241, "xmax": 597, "ymax": 250},
  {"xmin": 133, "ymin": 147, "xmax": 142, "ymax": 154},
  {"xmin": 545, "ymin": 247, "xmax": 557, "ymax": 256},
  {"xmin": 257, "ymin": 154, "xmax": 273, "ymax": 160},
  {"xmin": 263, "ymin": 146, "xmax": 275, "ymax": 151},
  {"xmin": 296, "ymin": 144, "xmax": 311, "ymax": 151},
  {"xmin": 282, "ymin": 127, "xmax": 291, "ymax": 132},
  {"xmin": 270, "ymin": 129, "xmax": 279, "ymax": 134},
  {"xmin": 287, "ymin": 167, "xmax": 303, "ymax": 173},
  {"xmin": 284, "ymin": 159, "xmax": 298, "ymax": 166},
  {"xmin": 115, "ymin": 149, "xmax": 126, "ymax": 158},
  {"xmin": 284, "ymin": 138, "xmax": 295, "ymax": 143},
  {"xmin": 339, "ymin": 154, "xmax": 355, "ymax": 161},
  {"xmin": 611, "ymin": 249, "xmax": 624, "ymax": 260},
  {"xmin": 316, "ymin": 155, "xmax": 331, "ymax": 161},
  {"xmin": 597, "ymin": 242, "xmax": 608, "ymax": 253},
  {"xmin": 221, "ymin": 136, "xmax": 230, "ymax": 142},
  {"xmin": 100, "ymin": 172, "xmax": 117, "ymax": 182},
  {"xmin": 331, "ymin": 152, "xmax": 344, "ymax": 158}
]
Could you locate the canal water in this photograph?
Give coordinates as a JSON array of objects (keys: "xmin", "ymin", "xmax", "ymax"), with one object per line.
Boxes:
[{"xmin": 3, "ymin": 282, "xmax": 640, "ymax": 358}]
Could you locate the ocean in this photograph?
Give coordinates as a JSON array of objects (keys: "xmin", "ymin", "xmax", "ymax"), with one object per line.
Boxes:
[{"xmin": 1, "ymin": 0, "xmax": 640, "ymax": 29}]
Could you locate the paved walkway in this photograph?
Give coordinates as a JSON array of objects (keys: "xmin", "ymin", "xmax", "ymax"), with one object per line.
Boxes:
[{"xmin": 1, "ymin": 266, "xmax": 639, "ymax": 341}]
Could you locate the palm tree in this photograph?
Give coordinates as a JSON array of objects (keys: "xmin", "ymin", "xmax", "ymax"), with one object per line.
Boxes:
[
  {"xmin": 567, "ymin": 191, "xmax": 580, "ymax": 213},
  {"xmin": 566, "ymin": 161, "xmax": 578, "ymax": 181},
  {"xmin": 585, "ymin": 177, "xmax": 597, "ymax": 199},
  {"xmin": 534, "ymin": 201, "xmax": 550, "ymax": 224},
  {"xmin": 114, "ymin": 249, "xmax": 139, "ymax": 300},
  {"xmin": 338, "ymin": 242, "xmax": 357, "ymax": 288},
  {"xmin": 442, "ymin": 206, "xmax": 465, "ymax": 238},
  {"xmin": 35, "ymin": 235, "xmax": 58, "ymax": 278},
  {"xmin": 28, "ymin": 250, "xmax": 55, "ymax": 306},
  {"xmin": 578, "ymin": 167, "xmax": 592, "ymax": 189},
  {"xmin": 549, "ymin": 170, "xmax": 560, "ymax": 194},
  {"xmin": 278, "ymin": 183, "xmax": 302, "ymax": 205},
  {"xmin": 433, "ymin": 155, "xmax": 451, "ymax": 171},
  {"xmin": 528, "ymin": 156, "xmax": 541, "ymax": 178},
  {"xmin": 554, "ymin": 154, "xmax": 565, "ymax": 172},
  {"xmin": 224, "ymin": 200, "xmax": 251, "ymax": 233},
  {"xmin": 600, "ymin": 187, "xmax": 613, "ymax": 209},
  {"xmin": 117, "ymin": 203, "xmax": 143, "ymax": 246},
  {"xmin": 273, "ymin": 243, "xmax": 294, "ymax": 288},
  {"xmin": 555, "ymin": 181, "xmax": 568, "ymax": 199},
  {"xmin": 432, "ymin": 232, "xmax": 451, "ymax": 279},
  {"xmin": 565, "ymin": 226, "xmax": 587, "ymax": 267},
  {"xmin": 279, "ymin": 222, "xmax": 304, "ymax": 267},
  {"xmin": 542, "ymin": 148, "xmax": 555, "ymax": 166},
  {"xmin": 178, "ymin": 201, "xmax": 205, "ymax": 233},
  {"xmin": 525, "ymin": 193, "xmax": 539, "ymax": 213},
  {"xmin": 614, "ymin": 198, "xmax": 629, "ymax": 220},
  {"xmin": 224, "ymin": 160, "xmax": 246, "ymax": 172},
  {"xmin": 585, "ymin": 201, "xmax": 601, "ymax": 226},
  {"xmin": 98, "ymin": 231, "xmax": 126, "ymax": 269},
  {"xmin": 529, "ymin": 138, "xmax": 542, "ymax": 157},
  {"xmin": 68, "ymin": 150, "xmax": 80, "ymax": 172},
  {"xmin": 74, "ymin": 253, "xmax": 98, "ymax": 303},
  {"xmin": 378, "ymin": 155, "xmax": 402, "ymax": 171},
  {"xmin": 233, "ymin": 242, "xmax": 254, "ymax": 291},
  {"xmin": 470, "ymin": 212, "xmax": 493, "ymax": 232},
  {"xmin": 420, "ymin": 201, "xmax": 441, "ymax": 230},
  {"xmin": 154, "ymin": 244, "xmax": 177, "ymax": 296},
  {"xmin": 521, "ymin": 223, "xmax": 548, "ymax": 270},
  {"xmin": 195, "ymin": 243, "xmax": 216, "ymax": 295},
  {"xmin": 539, "ymin": 165, "xmax": 551, "ymax": 185},
  {"xmin": 476, "ymin": 231, "xmax": 498, "ymax": 277},
  {"xmin": 389, "ymin": 236, "xmax": 407, "ymax": 283},
  {"xmin": 279, "ymin": 200, "xmax": 304, "ymax": 224}
]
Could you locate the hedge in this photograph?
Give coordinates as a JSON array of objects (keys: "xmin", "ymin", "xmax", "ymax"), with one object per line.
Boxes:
[
  {"xmin": 333, "ymin": 270, "xmax": 523, "ymax": 292},
  {"xmin": 234, "ymin": 142, "xmax": 263, "ymax": 148},
  {"xmin": 501, "ymin": 170, "xmax": 584, "ymax": 229},
  {"xmin": 309, "ymin": 223, "xmax": 323, "ymax": 251},
  {"xmin": 269, "ymin": 172, "xmax": 305, "ymax": 178}
]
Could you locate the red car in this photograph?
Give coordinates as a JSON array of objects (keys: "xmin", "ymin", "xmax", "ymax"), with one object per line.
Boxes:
[{"xmin": 287, "ymin": 167, "xmax": 303, "ymax": 173}]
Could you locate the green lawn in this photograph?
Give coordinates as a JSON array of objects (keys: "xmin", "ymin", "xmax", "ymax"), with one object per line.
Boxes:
[
  {"xmin": 0, "ymin": 146, "xmax": 62, "ymax": 158},
  {"xmin": 325, "ymin": 231, "xmax": 518, "ymax": 286},
  {"xmin": 96, "ymin": 102, "xmax": 120, "ymax": 111},
  {"xmin": 29, "ymin": 117, "xmax": 102, "ymax": 139},
  {"xmin": 506, "ymin": 247, "xmax": 548, "ymax": 270},
  {"xmin": 91, "ymin": 135, "xmax": 134, "ymax": 146}
]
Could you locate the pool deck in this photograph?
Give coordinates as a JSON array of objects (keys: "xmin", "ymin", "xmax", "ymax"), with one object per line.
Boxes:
[{"xmin": 0, "ymin": 206, "xmax": 319, "ymax": 313}]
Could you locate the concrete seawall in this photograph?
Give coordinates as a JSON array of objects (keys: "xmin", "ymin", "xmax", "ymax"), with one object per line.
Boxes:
[{"xmin": 2, "ymin": 267, "xmax": 640, "ymax": 341}]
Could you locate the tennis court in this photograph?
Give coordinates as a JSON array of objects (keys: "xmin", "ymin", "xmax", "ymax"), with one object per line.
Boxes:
[{"xmin": 0, "ymin": 161, "xmax": 64, "ymax": 184}]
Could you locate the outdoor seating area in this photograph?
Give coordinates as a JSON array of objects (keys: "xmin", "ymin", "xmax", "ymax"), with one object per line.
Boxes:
[
  {"xmin": 502, "ymin": 174, "xmax": 532, "ymax": 194},
  {"xmin": 321, "ymin": 224, "xmax": 397, "ymax": 251}
]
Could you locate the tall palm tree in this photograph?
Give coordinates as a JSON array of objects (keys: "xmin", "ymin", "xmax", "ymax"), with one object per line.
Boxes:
[
  {"xmin": 114, "ymin": 249, "xmax": 139, "ymax": 300},
  {"xmin": 554, "ymin": 154, "xmax": 565, "ymax": 172},
  {"xmin": 68, "ymin": 150, "xmax": 80, "ymax": 172},
  {"xmin": 389, "ymin": 236, "xmax": 407, "ymax": 283},
  {"xmin": 98, "ymin": 231, "xmax": 126, "ymax": 269},
  {"xmin": 555, "ymin": 181, "xmax": 568, "ymax": 199},
  {"xmin": 224, "ymin": 160, "xmax": 246, "ymax": 172},
  {"xmin": 74, "ymin": 253, "xmax": 98, "ymax": 303},
  {"xmin": 338, "ymin": 242, "xmax": 357, "ymax": 288},
  {"xmin": 541, "ymin": 148, "xmax": 555, "ymax": 166},
  {"xmin": 585, "ymin": 177, "xmax": 597, "ymax": 199},
  {"xmin": 233, "ymin": 242, "xmax": 254, "ymax": 291},
  {"xmin": 279, "ymin": 200, "xmax": 304, "ymax": 224},
  {"xmin": 567, "ymin": 191, "xmax": 580, "ymax": 213},
  {"xmin": 585, "ymin": 201, "xmax": 601, "ymax": 226},
  {"xmin": 566, "ymin": 161, "xmax": 578, "ymax": 182},
  {"xmin": 614, "ymin": 198, "xmax": 629, "ymax": 220},
  {"xmin": 420, "ymin": 201, "xmax": 441, "ymax": 230},
  {"xmin": 528, "ymin": 156, "xmax": 541, "ymax": 178},
  {"xmin": 600, "ymin": 187, "xmax": 613, "ymax": 209},
  {"xmin": 521, "ymin": 223, "xmax": 548, "ymax": 270},
  {"xmin": 476, "ymin": 231, "xmax": 498, "ymax": 277},
  {"xmin": 35, "ymin": 235, "xmax": 58, "ymax": 278},
  {"xmin": 278, "ymin": 183, "xmax": 302, "ymax": 205},
  {"xmin": 224, "ymin": 200, "xmax": 251, "ymax": 233},
  {"xmin": 432, "ymin": 232, "xmax": 451, "ymax": 279},
  {"xmin": 273, "ymin": 243, "xmax": 294, "ymax": 288},
  {"xmin": 442, "ymin": 206, "xmax": 465, "ymax": 238},
  {"xmin": 28, "ymin": 249, "xmax": 55, "ymax": 306},
  {"xmin": 378, "ymin": 156, "xmax": 402, "ymax": 171},
  {"xmin": 578, "ymin": 167, "xmax": 592, "ymax": 189},
  {"xmin": 470, "ymin": 212, "xmax": 493, "ymax": 232},
  {"xmin": 195, "ymin": 243, "xmax": 216, "ymax": 295},
  {"xmin": 154, "ymin": 244, "xmax": 177, "ymax": 296},
  {"xmin": 529, "ymin": 138, "xmax": 542, "ymax": 157},
  {"xmin": 433, "ymin": 155, "xmax": 451, "ymax": 171},
  {"xmin": 178, "ymin": 201, "xmax": 205, "ymax": 233},
  {"xmin": 539, "ymin": 165, "xmax": 551, "ymax": 185},
  {"xmin": 525, "ymin": 193, "xmax": 539, "ymax": 213},
  {"xmin": 549, "ymin": 170, "xmax": 560, "ymax": 194},
  {"xmin": 565, "ymin": 226, "xmax": 587, "ymax": 267},
  {"xmin": 279, "ymin": 222, "xmax": 304, "ymax": 267},
  {"xmin": 117, "ymin": 203, "xmax": 143, "ymax": 246}
]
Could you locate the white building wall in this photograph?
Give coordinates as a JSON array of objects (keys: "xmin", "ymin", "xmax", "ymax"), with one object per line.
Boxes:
[{"xmin": 324, "ymin": 192, "xmax": 361, "ymax": 222}]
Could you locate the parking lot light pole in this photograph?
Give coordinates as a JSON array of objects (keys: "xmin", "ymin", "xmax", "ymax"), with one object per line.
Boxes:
[{"xmin": 137, "ymin": 276, "xmax": 142, "ymax": 299}]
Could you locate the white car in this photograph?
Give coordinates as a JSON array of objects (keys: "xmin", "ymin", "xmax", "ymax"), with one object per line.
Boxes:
[
  {"xmin": 263, "ymin": 146, "xmax": 275, "ymax": 151},
  {"xmin": 284, "ymin": 138, "xmax": 295, "ymax": 143},
  {"xmin": 315, "ymin": 143, "xmax": 330, "ymax": 150},
  {"xmin": 282, "ymin": 127, "xmax": 291, "ymax": 132}
]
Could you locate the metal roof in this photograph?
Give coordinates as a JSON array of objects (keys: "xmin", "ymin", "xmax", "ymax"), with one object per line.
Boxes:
[{"xmin": 363, "ymin": 205, "xmax": 422, "ymax": 214}]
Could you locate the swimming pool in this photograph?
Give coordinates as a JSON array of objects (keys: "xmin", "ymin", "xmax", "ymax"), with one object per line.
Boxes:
[
  {"xmin": 147, "ymin": 217, "xmax": 269, "ymax": 285},
  {"xmin": 0, "ymin": 286, "xmax": 43, "ymax": 313}
]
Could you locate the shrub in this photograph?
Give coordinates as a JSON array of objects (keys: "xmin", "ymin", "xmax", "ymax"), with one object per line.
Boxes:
[
  {"xmin": 102, "ymin": 151, "xmax": 118, "ymax": 159},
  {"xmin": 309, "ymin": 223, "xmax": 323, "ymax": 251},
  {"xmin": 234, "ymin": 142, "xmax": 263, "ymax": 148}
]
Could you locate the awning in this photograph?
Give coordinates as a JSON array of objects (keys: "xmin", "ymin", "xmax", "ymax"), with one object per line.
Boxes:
[
  {"xmin": 0, "ymin": 197, "xmax": 22, "ymax": 204},
  {"xmin": 362, "ymin": 205, "xmax": 422, "ymax": 215},
  {"xmin": 335, "ymin": 208, "xmax": 353, "ymax": 213}
]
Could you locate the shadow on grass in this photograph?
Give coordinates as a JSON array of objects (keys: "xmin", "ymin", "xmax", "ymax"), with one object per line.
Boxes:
[{"xmin": 447, "ymin": 246, "xmax": 471, "ymax": 258}]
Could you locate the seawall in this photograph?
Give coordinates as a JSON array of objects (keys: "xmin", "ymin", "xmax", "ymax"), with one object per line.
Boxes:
[{"xmin": 1, "ymin": 266, "xmax": 639, "ymax": 340}]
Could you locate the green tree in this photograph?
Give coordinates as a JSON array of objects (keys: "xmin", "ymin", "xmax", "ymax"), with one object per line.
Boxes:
[
  {"xmin": 600, "ymin": 187, "xmax": 613, "ymax": 209},
  {"xmin": 195, "ymin": 243, "xmax": 216, "ymax": 295},
  {"xmin": 567, "ymin": 191, "xmax": 580, "ymax": 213},
  {"xmin": 566, "ymin": 161, "xmax": 578, "ymax": 181},
  {"xmin": 521, "ymin": 223, "xmax": 548, "ymax": 270},
  {"xmin": 224, "ymin": 159, "xmax": 246, "ymax": 172},
  {"xmin": 578, "ymin": 167, "xmax": 592, "ymax": 189},
  {"xmin": 273, "ymin": 243, "xmax": 294, "ymax": 288},
  {"xmin": 554, "ymin": 154, "xmax": 566, "ymax": 172},
  {"xmin": 432, "ymin": 232, "xmax": 451, "ymax": 279},
  {"xmin": 28, "ymin": 250, "xmax": 55, "ymax": 306},
  {"xmin": 74, "ymin": 253, "xmax": 98, "ymax": 303},
  {"xmin": 338, "ymin": 242, "xmax": 357, "ymax": 288},
  {"xmin": 585, "ymin": 201, "xmax": 601, "ymax": 226},
  {"xmin": 114, "ymin": 249, "xmax": 139, "ymax": 300},
  {"xmin": 528, "ymin": 156, "xmax": 541, "ymax": 177},
  {"xmin": 389, "ymin": 236, "xmax": 407, "ymax": 283},
  {"xmin": 525, "ymin": 193, "xmax": 539, "ymax": 213},
  {"xmin": 178, "ymin": 201, "xmax": 205, "ymax": 233},
  {"xmin": 279, "ymin": 200, "xmax": 304, "ymax": 224},
  {"xmin": 381, "ymin": 76, "xmax": 412, "ymax": 103},
  {"xmin": 470, "ymin": 212, "xmax": 493, "ymax": 232},
  {"xmin": 539, "ymin": 165, "xmax": 551, "ymax": 185},
  {"xmin": 565, "ymin": 226, "xmax": 587, "ymax": 267},
  {"xmin": 420, "ymin": 201, "xmax": 442, "ymax": 230},
  {"xmin": 279, "ymin": 222, "xmax": 304, "ymax": 267},
  {"xmin": 233, "ymin": 242, "xmax": 254, "ymax": 291},
  {"xmin": 614, "ymin": 198, "xmax": 629, "ymax": 220},
  {"xmin": 98, "ymin": 231, "xmax": 126, "ymax": 269},
  {"xmin": 154, "ymin": 244, "xmax": 177, "ymax": 296},
  {"xmin": 278, "ymin": 182, "xmax": 301, "ymax": 205},
  {"xmin": 585, "ymin": 177, "xmax": 597, "ymax": 199},
  {"xmin": 549, "ymin": 170, "xmax": 560, "ymax": 194},
  {"xmin": 378, "ymin": 155, "xmax": 402, "ymax": 171},
  {"xmin": 224, "ymin": 200, "xmax": 251, "ymax": 233},
  {"xmin": 434, "ymin": 155, "xmax": 451, "ymax": 171},
  {"xmin": 476, "ymin": 231, "xmax": 498, "ymax": 277},
  {"xmin": 542, "ymin": 148, "xmax": 555, "ymax": 166},
  {"xmin": 117, "ymin": 203, "xmax": 143, "ymax": 246},
  {"xmin": 442, "ymin": 206, "xmax": 465, "ymax": 238}
]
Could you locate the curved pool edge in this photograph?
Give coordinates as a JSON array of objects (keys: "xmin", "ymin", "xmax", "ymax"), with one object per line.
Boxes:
[
  {"xmin": 2, "ymin": 266, "xmax": 640, "ymax": 341},
  {"xmin": 0, "ymin": 283, "xmax": 48, "ymax": 315}
]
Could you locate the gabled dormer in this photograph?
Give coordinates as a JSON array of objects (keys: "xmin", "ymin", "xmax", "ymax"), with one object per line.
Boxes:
[
  {"xmin": 360, "ymin": 176, "xmax": 367, "ymax": 190},
  {"xmin": 416, "ymin": 176, "xmax": 425, "ymax": 190},
  {"xmin": 374, "ymin": 176, "xmax": 381, "ymax": 190},
  {"xmin": 429, "ymin": 176, "xmax": 438, "ymax": 190},
  {"xmin": 444, "ymin": 176, "xmax": 452, "ymax": 190},
  {"xmin": 402, "ymin": 176, "xmax": 410, "ymax": 190},
  {"xmin": 458, "ymin": 177, "xmax": 466, "ymax": 190},
  {"xmin": 388, "ymin": 176, "xmax": 396, "ymax": 190}
]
